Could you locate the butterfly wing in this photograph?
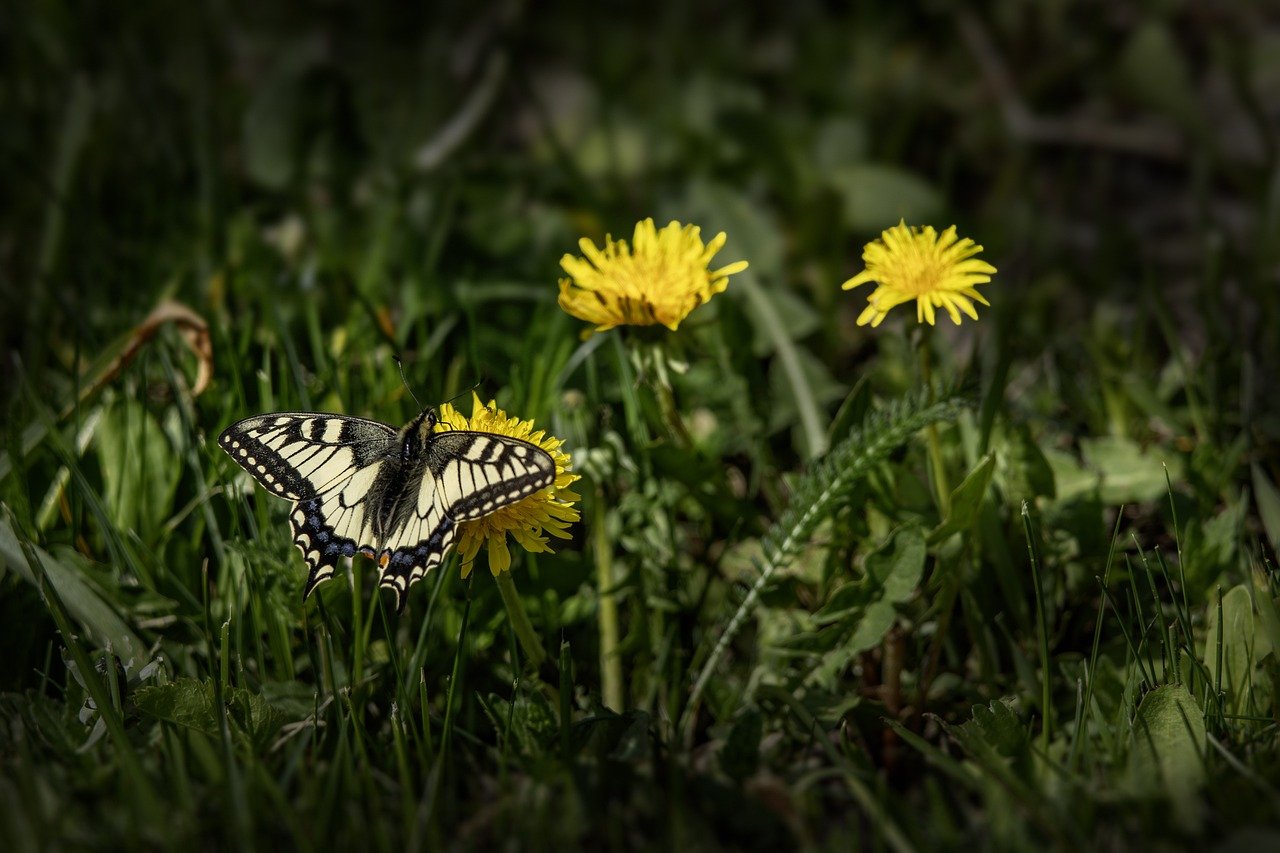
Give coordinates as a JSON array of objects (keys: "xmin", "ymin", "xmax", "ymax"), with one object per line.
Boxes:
[
  {"xmin": 219, "ymin": 413, "xmax": 397, "ymax": 596},
  {"xmin": 375, "ymin": 431, "xmax": 556, "ymax": 610}
]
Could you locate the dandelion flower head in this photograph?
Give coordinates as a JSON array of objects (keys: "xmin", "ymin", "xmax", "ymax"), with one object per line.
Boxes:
[
  {"xmin": 558, "ymin": 218, "xmax": 748, "ymax": 337},
  {"xmin": 842, "ymin": 221, "xmax": 996, "ymax": 327}
]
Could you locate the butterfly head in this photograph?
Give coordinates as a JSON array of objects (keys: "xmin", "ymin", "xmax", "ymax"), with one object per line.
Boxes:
[{"xmin": 400, "ymin": 407, "xmax": 439, "ymax": 461}]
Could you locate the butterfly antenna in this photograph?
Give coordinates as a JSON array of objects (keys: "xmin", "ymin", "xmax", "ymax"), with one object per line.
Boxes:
[{"xmin": 393, "ymin": 355, "xmax": 423, "ymax": 410}]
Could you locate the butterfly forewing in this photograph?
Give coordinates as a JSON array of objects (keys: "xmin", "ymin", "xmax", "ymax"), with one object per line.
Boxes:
[
  {"xmin": 218, "ymin": 414, "xmax": 396, "ymax": 499},
  {"xmin": 375, "ymin": 431, "xmax": 555, "ymax": 606}
]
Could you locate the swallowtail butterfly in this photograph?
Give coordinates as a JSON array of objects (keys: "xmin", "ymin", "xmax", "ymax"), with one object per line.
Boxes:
[{"xmin": 219, "ymin": 407, "xmax": 555, "ymax": 610}]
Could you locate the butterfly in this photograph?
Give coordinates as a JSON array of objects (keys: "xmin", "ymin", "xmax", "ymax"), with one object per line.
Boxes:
[{"xmin": 218, "ymin": 406, "xmax": 555, "ymax": 610}]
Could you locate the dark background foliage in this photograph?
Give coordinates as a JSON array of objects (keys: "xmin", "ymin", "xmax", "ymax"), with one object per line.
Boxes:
[{"xmin": 2, "ymin": 1, "xmax": 1279, "ymax": 849}]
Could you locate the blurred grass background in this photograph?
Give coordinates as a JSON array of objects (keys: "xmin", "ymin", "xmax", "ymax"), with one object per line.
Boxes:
[{"xmin": 2, "ymin": 1, "xmax": 1280, "ymax": 849}]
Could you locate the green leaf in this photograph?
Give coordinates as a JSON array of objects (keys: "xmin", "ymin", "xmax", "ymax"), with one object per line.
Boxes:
[
  {"xmin": 0, "ymin": 513, "xmax": 145, "ymax": 661},
  {"xmin": 811, "ymin": 117, "xmax": 869, "ymax": 173},
  {"xmin": 96, "ymin": 399, "xmax": 181, "ymax": 538},
  {"xmin": 1250, "ymin": 463, "xmax": 1280, "ymax": 552},
  {"xmin": 993, "ymin": 423, "xmax": 1056, "ymax": 503},
  {"xmin": 134, "ymin": 679, "xmax": 219, "ymax": 738},
  {"xmin": 1043, "ymin": 447, "xmax": 1099, "ymax": 503},
  {"xmin": 1080, "ymin": 436, "xmax": 1182, "ymax": 505},
  {"xmin": 827, "ymin": 164, "xmax": 943, "ymax": 232},
  {"xmin": 679, "ymin": 180, "xmax": 783, "ymax": 280},
  {"xmin": 1115, "ymin": 22, "xmax": 1201, "ymax": 132},
  {"xmin": 134, "ymin": 677, "xmax": 287, "ymax": 749},
  {"xmin": 806, "ymin": 526, "xmax": 927, "ymax": 683},
  {"xmin": 846, "ymin": 600, "xmax": 897, "ymax": 658},
  {"xmin": 929, "ymin": 454, "xmax": 995, "ymax": 544},
  {"xmin": 1204, "ymin": 584, "xmax": 1274, "ymax": 717},
  {"xmin": 865, "ymin": 524, "xmax": 927, "ymax": 603},
  {"xmin": 1181, "ymin": 501, "xmax": 1245, "ymax": 599},
  {"xmin": 960, "ymin": 699, "xmax": 1028, "ymax": 759},
  {"xmin": 242, "ymin": 38, "xmax": 324, "ymax": 189},
  {"xmin": 1124, "ymin": 684, "xmax": 1206, "ymax": 817}
]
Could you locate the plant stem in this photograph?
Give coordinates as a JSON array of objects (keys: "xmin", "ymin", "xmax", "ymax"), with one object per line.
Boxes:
[
  {"xmin": 494, "ymin": 569, "xmax": 547, "ymax": 668},
  {"xmin": 919, "ymin": 338, "xmax": 951, "ymax": 516},
  {"xmin": 1021, "ymin": 502, "xmax": 1052, "ymax": 753},
  {"xmin": 593, "ymin": 490, "xmax": 624, "ymax": 711}
]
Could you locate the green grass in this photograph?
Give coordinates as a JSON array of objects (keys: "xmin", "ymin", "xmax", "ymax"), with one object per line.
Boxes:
[{"xmin": 3, "ymin": 3, "xmax": 1280, "ymax": 850}]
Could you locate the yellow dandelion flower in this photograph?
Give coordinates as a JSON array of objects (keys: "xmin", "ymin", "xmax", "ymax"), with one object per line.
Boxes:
[
  {"xmin": 436, "ymin": 393, "xmax": 581, "ymax": 578},
  {"xmin": 842, "ymin": 221, "xmax": 997, "ymax": 327},
  {"xmin": 558, "ymin": 218, "xmax": 749, "ymax": 337}
]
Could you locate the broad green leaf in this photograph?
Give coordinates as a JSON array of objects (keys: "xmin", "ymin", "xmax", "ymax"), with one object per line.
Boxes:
[
  {"xmin": 679, "ymin": 180, "xmax": 783, "ymax": 279},
  {"xmin": 827, "ymin": 164, "xmax": 943, "ymax": 232},
  {"xmin": 812, "ymin": 117, "xmax": 869, "ymax": 173},
  {"xmin": 1125, "ymin": 684, "xmax": 1206, "ymax": 815},
  {"xmin": 1181, "ymin": 501, "xmax": 1244, "ymax": 599},
  {"xmin": 807, "ymin": 526, "xmax": 926, "ymax": 683},
  {"xmin": 1115, "ymin": 22, "xmax": 1201, "ymax": 132},
  {"xmin": 1204, "ymin": 584, "xmax": 1274, "ymax": 716},
  {"xmin": 242, "ymin": 37, "xmax": 325, "ymax": 189},
  {"xmin": 1043, "ymin": 447, "xmax": 1099, "ymax": 503},
  {"xmin": 96, "ymin": 399, "xmax": 181, "ymax": 538},
  {"xmin": 1080, "ymin": 436, "xmax": 1182, "ymax": 505},
  {"xmin": 0, "ymin": 514, "xmax": 144, "ymax": 661},
  {"xmin": 993, "ymin": 423, "xmax": 1056, "ymax": 503},
  {"xmin": 846, "ymin": 600, "xmax": 896, "ymax": 658},
  {"xmin": 929, "ymin": 454, "xmax": 995, "ymax": 544},
  {"xmin": 865, "ymin": 524, "xmax": 927, "ymax": 603},
  {"xmin": 1250, "ymin": 463, "xmax": 1280, "ymax": 552}
]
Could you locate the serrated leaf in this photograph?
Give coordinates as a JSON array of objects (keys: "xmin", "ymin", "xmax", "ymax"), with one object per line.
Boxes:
[
  {"xmin": 929, "ymin": 454, "xmax": 995, "ymax": 544},
  {"xmin": 961, "ymin": 699, "xmax": 1027, "ymax": 759},
  {"xmin": 134, "ymin": 679, "xmax": 219, "ymax": 738},
  {"xmin": 134, "ymin": 677, "xmax": 287, "ymax": 749}
]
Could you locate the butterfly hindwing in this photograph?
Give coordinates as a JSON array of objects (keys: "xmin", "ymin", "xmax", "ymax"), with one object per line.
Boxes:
[{"xmin": 375, "ymin": 431, "xmax": 555, "ymax": 609}]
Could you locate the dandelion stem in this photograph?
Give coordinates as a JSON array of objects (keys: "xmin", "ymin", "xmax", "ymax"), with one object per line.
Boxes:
[
  {"xmin": 653, "ymin": 363, "xmax": 694, "ymax": 448},
  {"xmin": 919, "ymin": 338, "xmax": 951, "ymax": 516},
  {"xmin": 593, "ymin": 490, "xmax": 624, "ymax": 710},
  {"xmin": 494, "ymin": 569, "xmax": 547, "ymax": 668}
]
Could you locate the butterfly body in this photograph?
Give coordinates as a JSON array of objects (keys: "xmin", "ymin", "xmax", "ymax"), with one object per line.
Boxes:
[{"xmin": 219, "ymin": 407, "xmax": 555, "ymax": 609}]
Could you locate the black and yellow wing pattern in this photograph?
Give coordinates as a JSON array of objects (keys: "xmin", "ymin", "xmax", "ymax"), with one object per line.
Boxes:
[{"xmin": 219, "ymin": 407, "xmax": 555, "ymax": 610}]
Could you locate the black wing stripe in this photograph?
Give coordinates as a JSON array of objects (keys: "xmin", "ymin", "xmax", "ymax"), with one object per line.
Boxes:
[{"xmin": 377, "ymin": 517, "xmax": 457, "ymax": 612}]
